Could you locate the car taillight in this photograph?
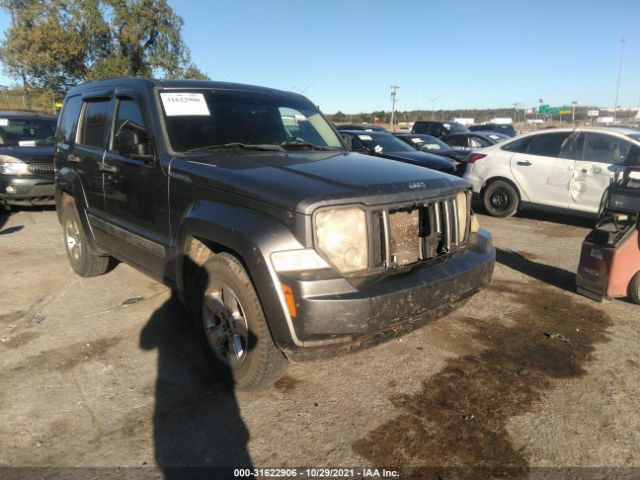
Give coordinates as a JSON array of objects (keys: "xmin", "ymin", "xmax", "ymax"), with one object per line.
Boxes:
[{"xmin": 467, "ymin": 153, "xmax": 487, "ymax": 164}]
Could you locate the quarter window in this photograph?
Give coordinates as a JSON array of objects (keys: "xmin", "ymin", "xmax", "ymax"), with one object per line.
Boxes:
[
  {"xmin": 56, "ymin": 95, "xmax": 82, "ymax": 145},
  {"xmin": 79, "ymin": 99, "xmax": 111, "ymax": 148},
  {"xmin": 583, "ymin": 133, "xmax": 632, "ymax": 165}
]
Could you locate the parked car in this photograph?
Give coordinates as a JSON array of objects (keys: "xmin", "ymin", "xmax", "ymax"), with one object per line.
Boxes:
[
  {"xmin": 54, "ymin": 77, "xmax": 495, "ymax": 390},
  {"xmin": 0, "ymin": 111, "xmax": 57, "ymax": 208},
  {"xmin": 340, "ymin": 130, "xmax": 459, "ymax": 175},
  {"xmin": 335, "ymin": 123, "xmax": 387, "ymax": 132},
  {"xmin": 464, "ymin": 127, "xmax": 640, "ymax": 217},
  {"xmin": 469, "ymin": 123, "xmax": 517, "ymax": 137},
  {"xmin": 394, "ymin": 133, "xmax": 468, "ymax": 162},
  {"xmin": 411, "ymin": 120, "xmax": 469, "ymax": 137},
  {"xmin": 440, "ymin": 132, "xmax": 509, "ymax": 155}
]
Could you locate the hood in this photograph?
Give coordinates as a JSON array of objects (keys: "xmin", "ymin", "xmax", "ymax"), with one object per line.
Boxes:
[
  {"xmin": 0, "ymin": 145, "xmax": 55, "ymax": 163},
  {"xmin": 377, "ymin": 150, "xmax": 456, "ymax": 172},
  {"xmin": 171, "ymin": 150, "xmax": 469, "ymax": 214}
]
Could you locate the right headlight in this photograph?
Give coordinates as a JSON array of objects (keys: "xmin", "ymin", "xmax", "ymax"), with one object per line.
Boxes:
[{"xmin": 314, "ymin": 207, "xmax": 368, "ymax": 273}]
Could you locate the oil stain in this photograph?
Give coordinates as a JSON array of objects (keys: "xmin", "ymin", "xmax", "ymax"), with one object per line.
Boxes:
[
  {"xmin": 274, "ymin": 375, "xmax": 302, "ymax": 394},
  {"xmin": 9, "ymin": 336, "xmax": 123, "ymax": 374},
  {"xmin": 2, "ymin": 331, "xmax": 39, "ymax": 349},
  {"xmin": 352, "ymin": 280, "xmax": 611, "ymax": 478},
  {"xmin": 537, "ymin": 221, "xmax": 587, "ymax": 239},
  {"xmin": 0, "ymin": 310, "xmax": 25, "ymax": 324}
]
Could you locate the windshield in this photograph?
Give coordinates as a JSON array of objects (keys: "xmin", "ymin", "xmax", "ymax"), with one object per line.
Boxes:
[
  {"xmin": 0, "ymin": 117, "xmax": 56, "ymax": 147},
  {"xmin": 447, "ymin": 122, "xmax": 469, "ymax": 133},
  {"xmin": 407, "ymin": 135, "xmax": 450, "ymax": 151},
  {"xmin": 357, "ymin": 133, "xmax": 415, "ymax": 153},
  {"xmin": 159, "ymin": 90, "xmax": 344, "ymax": 152}
]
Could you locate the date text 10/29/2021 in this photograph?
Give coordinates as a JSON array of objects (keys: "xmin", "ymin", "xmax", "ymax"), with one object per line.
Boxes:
[{"xmin": 234, "ymin": 468, "xmax": 400, "ymax": 478}]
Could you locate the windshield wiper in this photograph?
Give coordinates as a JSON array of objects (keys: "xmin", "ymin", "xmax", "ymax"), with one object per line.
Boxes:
[
  {"xmin": 279, "ymin": 141, "xmax": 338, "ymax": 151},
  {"xmin": 185, "ymin": 142, "xmax": 285, "ymax": 153}
]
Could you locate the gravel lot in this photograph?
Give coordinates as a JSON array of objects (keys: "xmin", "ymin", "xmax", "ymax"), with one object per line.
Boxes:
[{"xmin": 1, "ymin": 206, "xmax": 639, "ymax": 478}]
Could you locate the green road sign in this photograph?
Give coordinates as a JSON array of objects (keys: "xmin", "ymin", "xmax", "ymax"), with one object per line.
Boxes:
[{"xmin": 539, "ymin": 104, "xmax": 549, "ymax": 114}]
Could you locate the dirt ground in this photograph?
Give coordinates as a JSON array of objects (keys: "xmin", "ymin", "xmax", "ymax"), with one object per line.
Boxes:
[{"xmin": 1, "ymin": 206, "xmax": 639, "ymax": 479}]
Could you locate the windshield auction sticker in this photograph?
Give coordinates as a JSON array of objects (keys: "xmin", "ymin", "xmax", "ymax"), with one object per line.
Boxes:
[{"xmin": 160, "ymin": 92, "xmax": 210, "ymax": 116}]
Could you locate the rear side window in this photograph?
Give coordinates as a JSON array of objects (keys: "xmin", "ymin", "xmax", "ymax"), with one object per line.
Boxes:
[
  {"xmin": 526, "ymin": 132, "xmax": 571, "ymax": 157},
  {"xmin": 501, "ymin": 136, "xmax": 532, "ymax": 153},
  {"xmin": 470, "ymin": 136, "xmax": 492, "ymax": 148},
  {"xmin": 583, "ymin": 133, "xmax": 632, "ymax": 165},
  {"xmin": 79, "ymin": 99, "xmax": 111, "ymax": 149},
  {"xmin": 443, "ymin": 135, "xmax": 465, "ymax": 147},
  {"xmin": 56, "ymin": 95, "xmax": 82, "ymax": 144}
]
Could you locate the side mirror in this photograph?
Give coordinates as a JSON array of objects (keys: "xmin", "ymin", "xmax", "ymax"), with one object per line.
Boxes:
[{"xmin": 115, "ymin": 130, "xmax": 153, "ymax": 160}]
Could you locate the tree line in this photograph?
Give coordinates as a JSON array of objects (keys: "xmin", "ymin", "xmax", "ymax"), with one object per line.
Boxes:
[{"xmin": 0, "ymin": 0, "xmax": 208, "ymax": 103}]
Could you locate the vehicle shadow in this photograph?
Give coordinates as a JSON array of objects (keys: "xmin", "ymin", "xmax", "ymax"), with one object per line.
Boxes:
[
  {"xmin": 495, "ymin": 248, "xmax": 576, "ymax": 293},
  {"xmin": 139, "ymin": 259, "xmax": 253, "ymax": 479},
  {"xmin": 514, "ymin": 209, "xmax": 595, "ymax": 229}
]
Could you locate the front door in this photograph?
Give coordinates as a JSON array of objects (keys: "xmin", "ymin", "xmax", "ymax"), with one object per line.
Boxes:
[
  {"xmin": 569, "ymin": 132, "xmax": 633, "ymax": 214},
  {"xmin": 101, "ymin": 93, "xmax": 169, "ymax": 278},
  {"xmin": 509, "ymin": 131, "xmax": 573, "ymax": 208}
]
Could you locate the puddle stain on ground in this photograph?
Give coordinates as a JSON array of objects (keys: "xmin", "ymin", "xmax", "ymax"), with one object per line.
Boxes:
[
  {"xmin": 8, "ymin": 336, "xmax": 123, "ymax": 374},
  {"xmin": 274, "ymin": 375, "xmax": 302, "ymax": 393},
  {"xmin": 0, "ymin": 311, "xmax": 25, "ymax": 324},
  {"xmin": 353, "ymin": 280, "xmax": 611, "ymax": 478},
  {"xmin": 1, "ymin": 331, "xmax": 39, "ymax": 349}
]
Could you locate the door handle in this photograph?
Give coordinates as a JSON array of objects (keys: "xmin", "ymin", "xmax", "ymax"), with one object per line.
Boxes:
[
  {"xmin": 581, "ymin": 168, "xmax": 588, "ymax": 173},
  {"xmin": 67, "ymin": 154, "xmax": 80, "ymax": 163},
  {"xmin": 517, "ymin": 160, "xmax": 532, "ymax": 166},
  {"xmin": 100, "ymin": 163, "xmax": 119, "ymax": 173}
]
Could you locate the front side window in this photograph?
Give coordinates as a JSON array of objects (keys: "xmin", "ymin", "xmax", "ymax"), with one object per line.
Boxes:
[
  {"xmin": 583, "ymin": 133, "xmax": 632, "ymax": 165},
  {"xmin": 79, "ymin": 99, "xmax": 111, "ymax": 148},
  {"xmin": 112, "ymin": 98, "xmax": 152, "ymax": 158},
  {"xmin": 0, "ymin": 116, "xmax": 56, "ymax": 147},
  {"xmin": 526, "ymin": 132, "xmax": 571, "ymax": 157},
  {"xmin": 160, "ymin": 90, "xmax": 343, "ymax": 153}
]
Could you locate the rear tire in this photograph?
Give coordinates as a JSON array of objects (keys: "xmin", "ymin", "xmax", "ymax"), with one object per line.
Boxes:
[
  {"xmin": 629, "ymin": 272, "xmax": 640, "ymax": 304},
  {"xmin": 192, "ymin": 252, "xmax": 288, "ymax": 390},
  {"xmin": 62, "ymin": 203, "xmax": 110, "ymax": 277},
  {"xmin": 482, "ymin": 180, "xmax": 519, "ymax": 217}
]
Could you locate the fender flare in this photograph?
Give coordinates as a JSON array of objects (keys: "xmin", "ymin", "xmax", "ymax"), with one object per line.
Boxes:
[{"xmin": 174, "ymin": 200, "xmax": 305, "ymax": 349}]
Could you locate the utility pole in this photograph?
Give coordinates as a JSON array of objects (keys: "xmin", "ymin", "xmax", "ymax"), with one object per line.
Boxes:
[
  {"xmin": 390, "ymin": 85, "xmax": 399, "ymax": 129},
  {"xmin": 427, "ymin": 95, "xmax": 443, "ymax": 120},
  {"xmin": 613, "ymin": 37, "xmax": 626, "ymax": 121}
]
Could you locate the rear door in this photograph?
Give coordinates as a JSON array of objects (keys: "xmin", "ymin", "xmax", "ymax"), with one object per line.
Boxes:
[
  {"xmin": 569, "ymin": 132, "xmax": 633, "ymax": 213},
  {"xmin": 71, "ymin": 95, "xmax": 114, "ymax": 246},
  {"xmin": 509, "ymin": 131, "xmax": 573, "ymax": 208},
  {"xmin": 101, "ymin": 91, "xmax": 169, "ymax": 277}
]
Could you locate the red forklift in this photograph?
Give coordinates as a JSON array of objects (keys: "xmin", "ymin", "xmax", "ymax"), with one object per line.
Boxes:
[{"xmin": 577, "ymin": 166, "xmax": 640, "ymax": 304}]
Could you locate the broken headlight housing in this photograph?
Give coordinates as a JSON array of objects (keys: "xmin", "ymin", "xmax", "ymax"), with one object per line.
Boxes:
[
  {"xmin": 0, "ymin": 155, "xmax": 31, "ymax": 175},
  {"xmin": 314, "ymin": 206, "xmax": 368, "ymax": 274}
]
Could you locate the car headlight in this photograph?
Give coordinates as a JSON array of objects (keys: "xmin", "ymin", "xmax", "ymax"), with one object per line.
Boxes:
[
  {"xmin": 315, "ymin": 207, "xmax": 368, "ymax": 273},
  {"xmin": 0, "ymin": 155, "xmax": 31, "ymax": 175},
  {"xmin": 456, "ymin": 191, "xmax": 469, "ymax": 239}
]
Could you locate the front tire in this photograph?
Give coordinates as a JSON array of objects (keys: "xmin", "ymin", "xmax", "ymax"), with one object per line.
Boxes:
[
  {"xmin": 482, "ymin": 180, "xmax": 519, "ymax": 217},
  {"xmin": 629, "ymin": 271, "xmax": 640, "ymax": 304},
  {"xmin": 62, "ymin": 203, "xmax": 109, "ymax": 277},
  {"xmin": 192, "ymin": 253, "xmax": 288, "ymax": 390}
]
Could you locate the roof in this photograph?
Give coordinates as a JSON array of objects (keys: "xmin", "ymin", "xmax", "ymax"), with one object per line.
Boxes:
[
  {"xmin": 0, "ymin": 110, "xmax": 57, "ymax": 119},
  {"xmin": 65, "ymin": 76, "xmax": 306, "ymax": 100}
]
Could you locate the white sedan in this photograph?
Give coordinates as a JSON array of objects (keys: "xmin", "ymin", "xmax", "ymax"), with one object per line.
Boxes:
[{"xmin": 463, "ymin": 127, "xmax": 640, "ymax": 217}]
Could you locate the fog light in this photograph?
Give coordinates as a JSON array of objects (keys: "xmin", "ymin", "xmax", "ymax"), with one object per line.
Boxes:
[{"xmin": 5, "ymin": 185, "xmax": 16, "ymax": 194}]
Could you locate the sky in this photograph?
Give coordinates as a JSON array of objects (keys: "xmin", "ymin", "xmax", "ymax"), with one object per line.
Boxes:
[{"xmin": 1, "ymin": 0, "xmax": 639, "ymax": 113}]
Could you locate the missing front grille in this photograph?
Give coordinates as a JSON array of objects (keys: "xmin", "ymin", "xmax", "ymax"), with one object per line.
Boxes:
[{"xmin": 389, "ymin": 209, "xmax": 420, "ymax": 266}]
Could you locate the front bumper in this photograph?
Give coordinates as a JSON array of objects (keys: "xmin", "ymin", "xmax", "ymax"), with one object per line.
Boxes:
[
  {"xmin": 279, "ymin": 229, "xmax": 495, "ymax": 359},
  {"xmin": 0, "ymin": 175, "xmax": 55, "ymax": 204}
]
